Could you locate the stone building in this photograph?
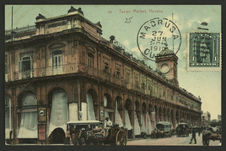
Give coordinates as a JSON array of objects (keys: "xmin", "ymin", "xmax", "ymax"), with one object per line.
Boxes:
[{"xmin": 5, "ymin": 7, "xmax": 202, "ymax": 144}]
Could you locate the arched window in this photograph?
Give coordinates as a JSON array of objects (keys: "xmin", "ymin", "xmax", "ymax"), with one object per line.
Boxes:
[
  {"xmin": 52, "ymin": 50, "xmax": 63, "ymax": 68},
  {"xmin": 5, "ymin": 96, "xmax": 11, "ymax": 139},
  {"xmin": 18, "ymin": 93, "xmax": 37, "ymax": 138}
]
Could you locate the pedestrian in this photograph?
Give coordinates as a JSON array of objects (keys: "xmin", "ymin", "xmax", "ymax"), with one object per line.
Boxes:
[
  {"xmin": 104, "ymin": 117, "xmax": 112, "ymax": 136},
  {"xmin": 190, "ymin": 128, "xmax": 197, "ymax": 144},
  {"xmin": 198, "ymin": 127, "xmax": 201, "ymax": 136}
]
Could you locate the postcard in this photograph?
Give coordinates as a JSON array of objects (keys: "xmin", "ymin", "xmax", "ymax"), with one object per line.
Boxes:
[{"xmin": 4, "ymin": 5, "xmax": 221, "ymax": 146}]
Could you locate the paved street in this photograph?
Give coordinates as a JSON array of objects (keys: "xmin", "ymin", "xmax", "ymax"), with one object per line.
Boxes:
[{"xmin": 127, "ymin": 134, "xmax": 221, "ymax": 146}]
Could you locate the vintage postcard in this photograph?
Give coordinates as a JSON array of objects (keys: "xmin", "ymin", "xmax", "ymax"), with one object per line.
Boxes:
[{"xmin": 4, "ymin": 5, "xmax": 221, "ymax": 146}]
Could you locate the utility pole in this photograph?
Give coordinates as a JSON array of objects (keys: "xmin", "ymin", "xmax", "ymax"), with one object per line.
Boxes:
[{"xmin": 11, "ymin": 6, "xmax": 14, "ymax": 41}]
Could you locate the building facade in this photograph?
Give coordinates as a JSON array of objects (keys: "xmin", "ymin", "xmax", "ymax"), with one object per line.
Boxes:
[
  {"xmin": 5, "ymin": 7, "xmax": 202, "ymax": 144},
  {"xmin": 201, "ymin": 111, "xmax": 211, "ymax": 127}
]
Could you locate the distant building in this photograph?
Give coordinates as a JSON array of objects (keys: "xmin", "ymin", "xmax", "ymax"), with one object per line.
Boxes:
[
  {"xmin": 217, "ymin": 115, "xmax": 221, "ymax": 121},
  {"xmin": 201, "ymin": 111, "xmax": 211, "ymax": 126},
  {"xmin": 202, "ymin": 112, "xmax": 211, "ymax": 121},
  {"xmin": 5, "ymin": 6, "xmax": 202, "ymax": 144}
]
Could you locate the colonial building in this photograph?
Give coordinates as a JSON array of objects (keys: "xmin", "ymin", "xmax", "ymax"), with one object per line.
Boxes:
[{"xmin": 5, "ymin": 6, "xmax": 202, "ymax": 144}]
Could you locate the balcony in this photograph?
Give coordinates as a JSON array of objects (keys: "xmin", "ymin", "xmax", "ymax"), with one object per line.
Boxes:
[
  {"xmin": 6, "ymin": 63, "xmax": 79, "ymax": 82},
  {"xmin": 6, "ymin": 63, "xmax": 141, "ymax": 93}
]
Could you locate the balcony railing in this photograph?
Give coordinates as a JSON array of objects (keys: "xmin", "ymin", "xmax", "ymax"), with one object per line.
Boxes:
[{"xmin": 7, "ymin": 63, "xmax": 79, "ymax": 82}]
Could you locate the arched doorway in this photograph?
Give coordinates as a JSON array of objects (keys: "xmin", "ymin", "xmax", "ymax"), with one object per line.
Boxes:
[
  {"xmin": 176, "ymin": 110, "xmax": 179, "ymax": 125},
  {"xmin": 48, "ymin": 128, "xmax": 65, "ymax": 144},
  {"xmin": 82, "ymin": 89, "xmax": 97, "ymax": 120},
  {"xmin": 154, "ymin": 105, "xmax": 158, "ymax": 123},
  {"xmin": 103, "ymin": 94, "xmax": 113, "ymax": 121},
  {"xmin": 134, "ymin": 101, "xmax": 141, "ymax": 136},
  {"xmin": 146, "ymin": 104, "xmax": 153, "ymax": 134},
  {"xmin": 5, "ymin": 95, "xmax": 12, "ymax": 142},
  {"xmin": 124, "ymin": 99, "xmax": 133, "ymax": 138},
  {"xmin": 163, "ymin": 108, "xmax": 166, "ymax": 121},
  {"xmin": 150, "ymin": 104, "xmax": 156, "ymax": 128},
  {"xmin": 48, "ymin": 89, "xmax": 68, "ymax": 140},
  {"xmin": 17, "ymin": 92, "xmax": 38, "ymax": 140},
  {"xmin": 159, "ymin": 107, "xmax": 162, "ymax": 121},
  {"xmin": 171, "ymin": 110, "xmax": 175, "ymax": 128},
  {"xmin": 141, "ymin": 103, "xmax": 146, "ymax": 134},
  {"xmin": 115, "ymin": 96, "xmax": 123, "ymax": 127}
]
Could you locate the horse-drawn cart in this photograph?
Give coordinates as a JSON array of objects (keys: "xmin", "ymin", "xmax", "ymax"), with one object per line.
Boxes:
[
  {"xmin": 66, "ymin": 120, "xmax": 127, "ymax": 146},
  {"xmin": 202, "ymin": 127, "xmax": 221, "ymax": 146}
]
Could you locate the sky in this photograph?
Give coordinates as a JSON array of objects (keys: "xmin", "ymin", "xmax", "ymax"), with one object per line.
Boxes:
[{"xmin": 5, "ymin": 5, "xmax": 221, "ymax": 119}]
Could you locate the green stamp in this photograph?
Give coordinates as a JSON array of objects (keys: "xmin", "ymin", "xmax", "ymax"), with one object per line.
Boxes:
[{"xmin": 188, "ymin": 33, "xmax": 220, "ymax": 69}]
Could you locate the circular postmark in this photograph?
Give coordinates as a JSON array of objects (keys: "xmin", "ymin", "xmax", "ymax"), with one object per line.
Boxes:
[{"xmin": 137, "ymin": 17, "xmax": 182, "ymax": 61}]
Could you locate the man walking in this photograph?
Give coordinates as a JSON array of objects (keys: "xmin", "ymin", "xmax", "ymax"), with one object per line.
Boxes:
[{"xmin": 190, "ymin": 128, "xmax": 197, "ymax": 144}]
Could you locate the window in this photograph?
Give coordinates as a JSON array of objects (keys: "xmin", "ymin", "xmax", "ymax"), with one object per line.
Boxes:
[
  {"xmin": 104, "ymin": 62, "xmax": 109, "ymax": 73},
  {"xmin": 171, "ymin": 95, "xmax": 173, "ymax": 100},
  {"xmin": 20, "ymin": 56, "xmax": 32, "ymax": 72},
  {"xmin": 18, "ymin": 93, "xmax": 37, "ymax": 138},
  {"xmin": 52, "ymin": 50, "xmax": 63, "ymax": 68},
  {"xmin": 5, "ymin": 54, "xmax": 8, "ymax": 74},
  {"xmin": 141, "ymin": 82, "xmax": 145, "ymax": 90},
  {"xmin": 88, "ymin": 53, "xmax": 94, "ymax": 67},
  {"xmin": 125, "ymin": 70, "xmax": 130, "ymax": 85},
  {"xmin": 163, "ymin": 89, "xmax": 165, "ymax": 97},
  {"xmin": 141, "ymin": 77, "xmax": 146, "ymax": 90},
  {"xmin": 115, "ymin": 64, "xmax": 121, "ymax": 79},
  {"xmin": 135, "ymin": 74, "xmax": 139, "ymax": 89},
  {"xmin": 115, "ymin": 68, "xmax": 120, "ymax": 78},
  {"xmin": 19, "ymin": 54, "xmax": 33, "ymax": 78},
  {"xmin": 158, "ymin": 87, "xmax": 161, "ymax": 97}
]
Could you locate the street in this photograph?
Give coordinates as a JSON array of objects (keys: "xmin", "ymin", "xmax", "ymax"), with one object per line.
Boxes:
[{"xmin": 127, "ymin": 134, "xmax": 221, "ymax": 146}]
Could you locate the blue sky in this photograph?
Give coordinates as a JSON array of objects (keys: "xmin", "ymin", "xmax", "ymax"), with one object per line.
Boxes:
[{"xmin": 5, "ymin": 5, "xmax": 221, "ymax": 119}]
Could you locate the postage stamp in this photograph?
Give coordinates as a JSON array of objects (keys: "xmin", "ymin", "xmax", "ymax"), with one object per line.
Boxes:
[
  {"xmin": 137, "ymin": 17, "xmax": 182, "ymax": 61},
  {"xmin": 187, "ymin": 32, "xmax": 221, "ymax": 71}
]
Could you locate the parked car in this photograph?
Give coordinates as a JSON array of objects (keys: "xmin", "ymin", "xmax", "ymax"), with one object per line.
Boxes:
[
  {"xmin": 176, "ymin": 123, "xmax": 190, "ymax": 137},
  {"xmin": 151, "ymin": 121, "xmax": 172, "ymax": 138}
]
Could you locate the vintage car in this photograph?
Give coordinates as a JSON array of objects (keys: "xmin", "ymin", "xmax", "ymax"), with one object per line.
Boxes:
[
  {"xmin": 66, "ymin": 120, "xmax": 127, "ymax": 145},
  {"xmin": 176, "ymin": 123, "xmax": 190, "ymax": 137},
  {"xmin": 202, "ymin": 127, "xmax": 221, "ymax": 146},
  {"xmin": 151, "ymin": 122, "xmax": 172, "ymax": 138}
]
